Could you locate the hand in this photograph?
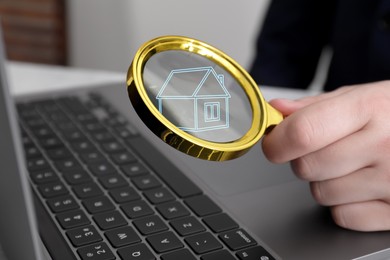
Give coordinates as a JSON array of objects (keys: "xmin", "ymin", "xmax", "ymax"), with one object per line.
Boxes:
[{"xmin": 262, "ymin": 80, "xmax": 390, "ymax": 231}]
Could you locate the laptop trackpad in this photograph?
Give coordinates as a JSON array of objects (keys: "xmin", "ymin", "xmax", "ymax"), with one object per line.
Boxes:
[{"xmin": 179, "ymin": 145, "xmax": 298, "ymax": 197}]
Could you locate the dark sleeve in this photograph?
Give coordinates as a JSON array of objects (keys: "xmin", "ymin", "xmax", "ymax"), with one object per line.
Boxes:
[{"xmin": 249, "ymin": 0, "xmax": 337, "ymax": 89}]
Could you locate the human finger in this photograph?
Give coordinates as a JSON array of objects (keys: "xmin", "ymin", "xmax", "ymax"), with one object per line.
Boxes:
[
  {"xmin": 262, "ymin": 87, "xmax": 371, "ymax": 163},
  {"xmin": 291, "ymin": 128, "xmax": 373, "ymax": 181},
  {"xmin": 331, "ymin": 200, "xmax": 390, "ymax": 231},
  {"xmin": 309, "ymin": 167, "xmax": 387, "ymax": 206}
]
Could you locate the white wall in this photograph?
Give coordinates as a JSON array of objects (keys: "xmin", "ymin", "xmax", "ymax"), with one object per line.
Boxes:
[{"xmin": 67, "ymin": 0, "xmax": 270, "ymax": 73}]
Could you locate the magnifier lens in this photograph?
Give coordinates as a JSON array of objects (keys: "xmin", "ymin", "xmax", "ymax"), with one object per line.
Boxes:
[
  {"xmin": 127, "ymin": 36, "xmax": 283, "ymax": 161},
  {"xmin": 143, "ymin": 50, "xmax": 252, "ymax": 143}
]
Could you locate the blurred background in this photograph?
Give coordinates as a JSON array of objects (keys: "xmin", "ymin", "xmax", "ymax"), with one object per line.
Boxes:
[{"xmin": 0, "ymin": 0, "xmax": 270, "ymax": 73}]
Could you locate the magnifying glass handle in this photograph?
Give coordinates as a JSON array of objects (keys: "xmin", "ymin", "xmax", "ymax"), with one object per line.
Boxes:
[{"xmin": 265, "ymin": 103, "xmax": 283, "ymax": 131}]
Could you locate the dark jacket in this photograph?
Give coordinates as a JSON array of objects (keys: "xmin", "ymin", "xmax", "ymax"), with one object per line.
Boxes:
[{"xmin": 249, "ymin": 0, "xmax": 390, "ymax": 91}]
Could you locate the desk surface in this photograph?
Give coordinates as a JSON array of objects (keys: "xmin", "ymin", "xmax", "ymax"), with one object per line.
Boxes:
[{"xmin": 6, "ymin": 61, "xmax": 315, "ymax": 100}]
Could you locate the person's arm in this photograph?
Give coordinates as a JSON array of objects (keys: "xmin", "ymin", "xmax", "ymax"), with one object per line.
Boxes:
[
  {"xmin": 250, "ymin": 0, "xmax": 337, "ymax": 89},
  {"xmin": 262, "ymin": 80, "xmax": 390, "ymax": 231}
]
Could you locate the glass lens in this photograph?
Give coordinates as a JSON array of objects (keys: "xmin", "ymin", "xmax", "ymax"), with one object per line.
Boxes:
[{"xmin": 142, "ymin": 50, "xmax": 253, "ymax": 143}]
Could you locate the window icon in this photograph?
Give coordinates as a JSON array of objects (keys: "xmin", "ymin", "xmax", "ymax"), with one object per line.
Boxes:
[{"xmin": 204, "ymin": 102, "xmax": 220, "ymax": 122}]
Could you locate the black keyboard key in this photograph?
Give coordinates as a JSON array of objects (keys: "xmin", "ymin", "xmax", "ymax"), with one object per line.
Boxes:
[
  {"xmin": 47, "ymin": 195, "xmax": 79, "ymax": 213},
  {"xmin": 146, "ymin": 231, "xmax": 183, "ymax": 253},
  {"xmin": 32, "ymin": 126, "xmax": 55, "ymax": 138},
  {"xmin": 18, "ymin": 104, "xmax": 38, "ymax": 118},
  {"xmin": 92, "ymin": 131, "xmax": 115, "ymax": 142},
  {"xmin": 38, "ymin": 181, "xmax": 68, "ymax": 198},
  {"xmin": 236, "ymin": 246, "xmax": 275, "ymax": 260},
  {"xmin": 127, "ymin": 137, "xmax": 202, "ymax": 198},
  {"xmin": 39, "ymin": 136, "xmax": 63, "ymax": 149},
  {"xmin": 185, "ymin": 232, "xmax": 222, "ymax": 254},
  {"xmin": 121, "ymin": 163, "xmax": 148, "ymax": 177},
  {"xmin": 54, "ymin": 158, "xmax": 82, "ymax": 173},
  {"xmin": 84, "ymin": 122, "xmax": 106, "ymax": 133},
  {"xmin": 78, "ymin": 242, "xmax": 115, "ymax": 260},
  {"xmin": 79, "ymin": 151, "xmax": 106, "ymax": 164},
  {"xmin": 156, "ymin": 201, "xmax": 190, "ymax": 220},
  {"xmin": 121, "ymin": 200, "xmax": 154, "ymax": 219},
  {"xmin": 201, "ymin": 250, "xmax": 236, "ymax": 260},
  {"xmin": 35, "ymin": 99, "xmax": 59, "ymax": 112},
  {"xmin": 67, "ymin": 225, "xmax": 102, "ymax": 247},
  {"xmin": 99, "ymin": 174, "xmax": 128, "ymax": 189},
  {"xmin": 73, "ymin": 182, "xmax": 103, "ymax": 199},
  {"xmin": 88, "ymin": 161, "xmax": 117, "ymax": 176},
  {"xmin": 185, "ymin": 195, "xmax": 222, "ymax": 217},
  {"xmin": 57, "ymin": 209, "xmax": 90, "ymax": 229},
  {"xmin": 170, "ymin": 216, "xmax": 206, "ymax": 236},
  {"xmin": 111, "ymin": 152, "xmax": 136, "ymax": 165},
  {"xmin": 62, "ymin": 129, "xmax": 86, "ymax": 142},
  {"xmin": 75, "ymin": 113, "xmax": 98, "ymax": 124},
  {"xmin": 144, "ymin": 187, "xmax": 175, "ymax": 205},
  {"xmin": 118, "ymin": 243, "xmax": 155, "ymax": 260},
  {"xmin": 27, "ymin": 157, "xmax": 50, "ymax": 172},
  {"xmin": 203, "ymin": 213, "xmax": 239, "ymax": 233},
  {"xmin": 25, "ymin": 145, "xmax": 41, "ymax": 158},
  {"xmin": 219, "ymin": 229, "xmax": 256, "ymax": 251},
  {"xmin": 93, "ymin": 210, "xmax": 127, "ymax": 230},
  {"xmin": 83, "ymin": 196, "xmax": 115, "ymax": 214},
  {"xmin": 114, "ymin": 125, "xmax": 138, "ymax": 139},
  {"xmin": 46, "ymin": 147, "xmax": 73, "ymax": 160},
  {"xmin": 57, "ymin": 121, "xmax": 78, "ymax": 132},
  {"xmin": 30, "ymin": 169, "xmax": 58, "ymax": 184},
  {"xmin": 25, "ymin": 117, "xmax": 46, "ymax": 129},
  {"xmin": 101, "ymin": 141, "xmax": 126, "ymax": 153},
  {"xmin": 103, "ymin": 115, "xmax": 127, "ymax": 127},
  {"xmin": 133, "ymin": 215, "xmax": 168, "ymax": 235},
  {"xmin": 71, "ymin": 140, "xmax": 95, "ymax": 153},
  {"xmin": 132, "ymin": 175, "xmax": 162, "ymax": 190},
  {"xmin": 161, "ymin": 249, "xmax": 196, "ymax": 260},
  {"xmin": 109, "ymin": 186, "xmax": 140, "ymax": 204},
  {"xmin": 60, "ymin": 97, "xmax": 91, "ymax": 115},
  {"xmin": 22, "ymin": 134, "xmax": 34, "ymax": 148},
  {"xmin": 105, "ymin": 226, "xmax": 141, "ymax": 248},
  {"xmin": 63, "ymin": 169, "xmax": 92, "ymax": 185},
  {"xmin": 46, "ymin": 111, "xmax": 69, "ymax": 123}
]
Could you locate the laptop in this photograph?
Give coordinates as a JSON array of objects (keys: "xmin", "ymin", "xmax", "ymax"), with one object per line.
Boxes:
[{"xmin": 1, "ymin": 28, "xmax": 390, "ymax": 260}]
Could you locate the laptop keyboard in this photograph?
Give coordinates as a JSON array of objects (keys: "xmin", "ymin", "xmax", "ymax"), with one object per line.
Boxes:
[{"xmin": 17, "ymin": 93, "xmax": 275, "ymax": 260}]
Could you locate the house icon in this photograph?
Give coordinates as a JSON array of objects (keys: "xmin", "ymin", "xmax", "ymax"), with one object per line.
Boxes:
[{"xmin": 156, "ymin": 66, "xmax": 231, "ymax": 132}]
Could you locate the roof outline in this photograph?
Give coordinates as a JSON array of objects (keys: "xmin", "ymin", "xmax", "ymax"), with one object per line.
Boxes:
[{"xmin": 156, "ymin": 66, "xmax": 231, "ymax": 99}]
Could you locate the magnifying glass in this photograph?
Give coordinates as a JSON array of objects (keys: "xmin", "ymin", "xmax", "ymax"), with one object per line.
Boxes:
[{"xmin": 126, "ymin": 35, "xmax": 282, "ymax": 161}]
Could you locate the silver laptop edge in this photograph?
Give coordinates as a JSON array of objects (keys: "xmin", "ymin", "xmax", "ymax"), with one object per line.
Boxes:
[{"xmin": 0, "ymin": 26, "xmax": 44, "ymax": 260}]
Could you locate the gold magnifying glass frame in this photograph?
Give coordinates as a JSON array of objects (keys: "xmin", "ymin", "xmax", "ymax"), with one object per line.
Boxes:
[{"xmin": 126, "ymin": 35, "xmax": 282, "ymax": 161}]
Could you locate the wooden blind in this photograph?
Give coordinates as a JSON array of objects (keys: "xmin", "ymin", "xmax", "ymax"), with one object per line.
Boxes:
[{"xmin": 0, "ymin": 0, "xmax": 66, "ymax": 65}]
